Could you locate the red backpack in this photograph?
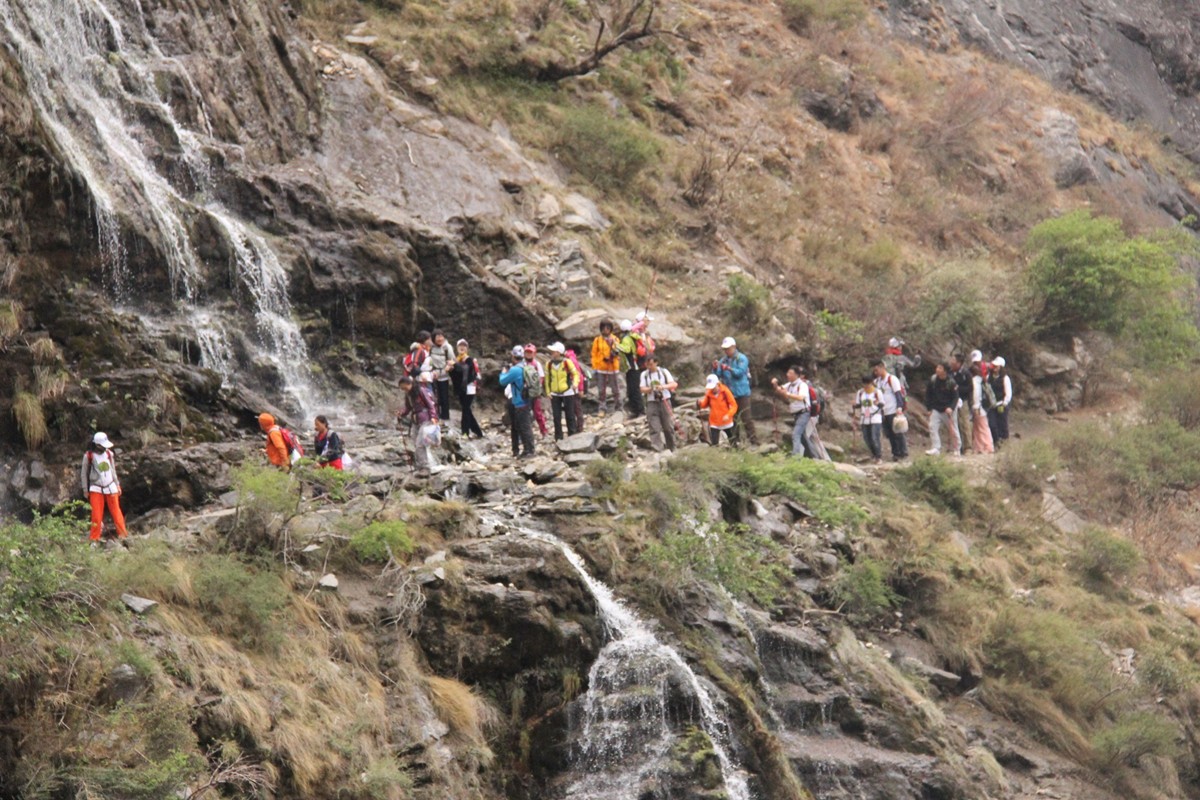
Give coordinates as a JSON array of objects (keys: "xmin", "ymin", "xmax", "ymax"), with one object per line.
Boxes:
[{"xmin": 278, "ymin": 427, "xmax": 304, "ymax": 457}]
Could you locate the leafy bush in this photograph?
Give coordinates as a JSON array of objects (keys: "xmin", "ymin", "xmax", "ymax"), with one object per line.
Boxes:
[
  {"xmin": 583, "ymin": 457, "xmax": 625, "ymax": 497},
  {"xmin": 781, "ymin": 0, "xmax": 866, "ymax": 33},
  {"xmin": 995, "ymin": 438, "xmax": 1061, "ymax": 494},
  {"xmin": 1073, "ymin": 526, "xmax": 1140, "ymax": 586},
  {"xmin": 192, "ymin": 556, "xmax": 288, "ymax": 651},
  {"xmin": 0, "ymin": 506, "xmax": 94, "ymax": 634},
  {"xmin": 639, "ymin": 522, "xmax": 790, "ymax": 606},
  {"xmin": 350, "ymin": 520, "xmax": 414, "ymax": 564},
  {"xmin": 1026, "ymin": 211, "xmax": 1199, "ymax": 363},
  {"xmin": 70, "ymin": 749, "xmax": 202, "ymax": 800},
  {"xmin": 830, "ymin": 557, "xmax": 900, "ymax": 623},
  {"xmin": 554, "ymin": 106, "xmax": 661, "ymax": 192},
  {"xmin": 985, "ymin": 607, "xmax": 1113, "ymax": 719},
  {"xmin": 910, "ymin": 259, "xmax": 1026, "ymax": 350},
  {"xmin": 724, "ymin": 274, "xmax": 771, "ymax": 329},
  {"xmin": 232, "ymin": 462, "xmax": 299, "ymax": 517},
  {"xmin": 893, "ymin": 457, "xmax": 971, "ymax": 517},
  {"xmin": 1145, "ymin": 371, "xmax": 1200, "ymax": 430},
  {"xmin": 1054, "ymin": 420, "xmax": 1200, "ymax": 505},
  {"xmin": 1091, "ymin": 711, "xmax": 1178, "ymax": 770}
]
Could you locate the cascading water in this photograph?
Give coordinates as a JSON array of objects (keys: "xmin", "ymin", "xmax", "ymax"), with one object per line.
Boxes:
[
  {"xmin": 521, "ymin": 529, "xmax": 752, "ymax": 800},
  {"xmin": 0, "ymin": 0, "xmax": 316, "ymax": 412}
]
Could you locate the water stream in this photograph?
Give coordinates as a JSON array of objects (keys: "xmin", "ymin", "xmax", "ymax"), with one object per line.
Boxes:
[
  {"xmin": 520, "ymin": 528, "xmax": 752, "ymax": 800},
  {"xmin": 0, "ymin": 0, "xmax": 316, "ymax": 413}
]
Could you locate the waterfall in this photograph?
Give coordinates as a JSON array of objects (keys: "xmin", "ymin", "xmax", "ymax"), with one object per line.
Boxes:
[
  {"xmin": 0, "ymin": 0, "xmax": 315, "ymax": 411},
  {"xmin": 521, "ymin": 529, "xmax": 752, "ymax": 800}
]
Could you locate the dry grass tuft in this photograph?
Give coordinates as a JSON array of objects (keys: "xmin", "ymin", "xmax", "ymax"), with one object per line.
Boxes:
[
  {"xmin": 13, "ymin": 391, "xmax": 47, "ymax": 449},
  {"xmin": 427, "ymin": 675, "xmax": 499, "ymax": 750},
  {"xmin": 29, "ymin": 337, "xmax": 59, "ymax": 364},
  {"xmin": 33, "ymin": 366, "xmax": 67, "ymax": 402}
]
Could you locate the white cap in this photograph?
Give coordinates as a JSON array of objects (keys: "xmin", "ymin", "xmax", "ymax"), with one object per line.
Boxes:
[
  {"xmin": 547, "ymin": 342, "xmax": 566, "ymax": 354},
  {"xmin": 636, "ymin": 311, "xmax": 653, "ymax": 321},
  {"xmin": 619, "ymin": 319, "xmax": 632, "ymax": 331},
  {"xmin": 721, "ymin": 336, "xmax": 737, "ymax": 349},
  {"xmin": 511, "ymin": 345, "xmax": 525, "ymax": 358},
  {"xmin": 93, "ymin": 432, "xmax": 114, "ymax": 449},
  {"xmin": 456, "ymin": 338, "xmax": 468, "ymax": 348},
  {"xmin": 992, "ymin": 356, "xmax": 1006, "ymax": 368},
  {"xmin": 409, "ymin": 342, "xmax": 421, "ymax": 351},
  {"xmin": 706, "ymin": 374, "xmax": 719, "ymax": 389},
  {"xmin": 888, "ymin": 337, "xmax": 903, "ymax": 348},
  {"xmin": 970, "ymin": 349, "xmax": 983, "ymax": 363}
]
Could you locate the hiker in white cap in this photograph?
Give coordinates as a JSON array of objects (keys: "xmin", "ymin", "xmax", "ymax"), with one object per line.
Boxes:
[
  {"xmin": 715, "ymin": 336, "xmax": 757, "ymax": 447},
  {"xmin": 639, "ymin": 354, "xmax": 679, "ymax": 451},
  {"xmin": 545, "ymin": 342, "xmax": 581, "ymax": 440},
  {"xmin": 698, "ymin": 374, "xmax": 738, "ymax": 446},
  {"xmin": 987, "ymin": 357, "xmax": 1013, "ymax": 447},
  {"xmin": 81, "ymin": 432, "xmax": 127, "ymax": 545}
]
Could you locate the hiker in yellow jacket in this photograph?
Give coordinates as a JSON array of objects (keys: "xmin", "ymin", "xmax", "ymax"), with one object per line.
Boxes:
[
  {"xmin": 545, "ymin": 342, "xmax": 581, "ymax": 440},
  {"xmin": 590, "ymin": 318, "xmax": 621, "ymax": 415}
]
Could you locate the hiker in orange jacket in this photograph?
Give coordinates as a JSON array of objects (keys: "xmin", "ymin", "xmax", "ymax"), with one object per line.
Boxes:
[
  {"xmin": 590, "ymin": 318, "xmax": 622, "ymax": 415},
  {"xmin": 259, "ymin": 412, "xmax": 290, "ymax": 470},
  {"xmin": 698, "ymin": 375, "xmax": 738, "ymax": 446},
  {"xmin": 80, "ymin": 432, "xmax": 128, "ymax": 543}
]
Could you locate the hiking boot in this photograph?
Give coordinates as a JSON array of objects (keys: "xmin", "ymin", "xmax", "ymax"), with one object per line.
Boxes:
[{"xmin": 925, "ymin": 448, "xmax": 939, "ymax": 455}]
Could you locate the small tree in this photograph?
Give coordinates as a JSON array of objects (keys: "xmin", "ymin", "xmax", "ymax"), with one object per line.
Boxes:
[{"xmin": 538, "ymin": 0, "xmax": 661, "ymax": 81}]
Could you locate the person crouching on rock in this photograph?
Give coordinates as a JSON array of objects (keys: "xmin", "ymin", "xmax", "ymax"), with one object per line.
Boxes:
[
  {"xmin": 81, "ymin": 432, "xmax": 127, "ymax": 545},
  {"xmin": 699, "ymin": 374, "xmax": 737, "ymax": 446},
  {"xmin": 314, "ymin": 415, "xmax": 344, "ymax": 470},
  {"xmin": 639, "ymin": 355, "xmax": 679, "ymax": 452}
]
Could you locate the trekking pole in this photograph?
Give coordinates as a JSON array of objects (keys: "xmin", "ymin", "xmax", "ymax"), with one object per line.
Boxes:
[{"xmin": 643, "ymin": 270, "xmax": 659, "ymax": 318}]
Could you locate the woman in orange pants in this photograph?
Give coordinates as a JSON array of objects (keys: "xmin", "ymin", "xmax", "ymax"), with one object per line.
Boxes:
[{"xmin": 80, "ymin": 432, "xmax": 127, "ymax": 542}]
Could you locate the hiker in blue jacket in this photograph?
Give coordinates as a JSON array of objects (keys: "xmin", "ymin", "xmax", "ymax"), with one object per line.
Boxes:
[
  {"xmin": 500, "ymin": 345, "xmax": 536, "ymax": 458},
  {"xmin": 715, "ymin": 336, "xmax": 757, "ymax": 446}
]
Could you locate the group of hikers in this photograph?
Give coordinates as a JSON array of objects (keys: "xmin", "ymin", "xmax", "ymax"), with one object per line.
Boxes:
[{"xmin": 81, "ymin": 321, "xmax": 1016, "ymax": 539}]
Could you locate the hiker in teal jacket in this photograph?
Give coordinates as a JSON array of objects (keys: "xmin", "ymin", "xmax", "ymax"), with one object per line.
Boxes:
[
  {"xmin": 715, "ymin": 336, "xmax": 757, "ymax": 446},
  {"xmin": 500, "ymin": 346, "xmax": 535, "ymax": 457}
]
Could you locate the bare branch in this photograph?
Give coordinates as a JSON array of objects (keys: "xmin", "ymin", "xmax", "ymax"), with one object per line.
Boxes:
[{"xmin": 538, "ymin": 0, "xmax": 662, "ymax": 81}]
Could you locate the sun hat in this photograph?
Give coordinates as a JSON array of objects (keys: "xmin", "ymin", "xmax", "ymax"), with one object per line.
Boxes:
[
  {"xmin": 524, "ymin": 343, "xmax": 537, "ymax": 353},
  {"xmin": 706, "ymin": 375, "xmax": 719, "ymax": 389},
  {"xmin": 511, "ymin": 345, "xmax": 525, "ymax": 358},
  {"xmin": 619, "ymin": 319, "xmax": 632, "ymax": 331},
  {"xmin": 547, "ymin": 342, "xmax": 566, "ymax": 354},
  {"xmin": 93, "ymin": 432, "xmax": 114, "ymax": 449},
  {"xmin": 888, "ymin": 337, "xmax": 904, "ymax": 348},
  {"xmin": 992, "ymin": 356, "xmax": 1006, "ymax": 368},
  {"xmin": 721, "ymin": 336, "xmax": 737, "ymax": 349},
  {"xmin": 456, "ymin": 338, "xmax": 468, "ymax": 348},
  {"xmin": 969, "ymin": 349, "xmax": 983, "ymax": 363}
]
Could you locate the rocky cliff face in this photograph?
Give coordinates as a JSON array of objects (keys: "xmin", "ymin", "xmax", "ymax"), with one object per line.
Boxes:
[{"xmin": 889, "ymin": 0, "xmax": 1200, "ymax": 160}]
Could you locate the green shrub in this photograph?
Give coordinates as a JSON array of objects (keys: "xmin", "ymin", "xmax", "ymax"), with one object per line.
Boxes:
[
  {"xmin": 192, "ymin": 555, "xmax": 288, "ymax": 651},
  {"xmin": 1145, "ymin": 371, "xmax": 1200, "ymax": 430},
  {"xmin": 350, "ymin": 520, "xmax": 414, "ymax": 564},
  {"xmin": 554, "ymin": 106, "xmax": 661, "ymax": 192},
  {"xmin": 893, "ymin": 457, "xmax": 971, "ymax": 517},
  {"xmin": 1054, "ymin": 419, "xmax": 1200, "ymax": 504},
  {"xmin": 829, "ymin": 557, "xmax": 899, "ymax": 623},
  {"xmin": 1091, "ymin": 711, "xmax": 1178, "ymax": 770},
  {"xmin": 995, "ymin": 438, "xmax": 1062, "ymax": 494},
  {"xmin": 1026, "ymin": 211, "xmax": 1199, "ymax": 363},
  {"xmin": 295, "ymin": 461, "xmax": 353, "ymax": 502},
  {"xmin": 639, "ymin": 522, "xmax": 790, "ymax": 606},
  {"xmin": 232, "ymin": 462, "xmax": 299, "ymax": 518},
  {"xmin": 911, "ymin": 259, "xmax": 1027, "ymax": 349},
  {"xmin": 985, "ymin": 607, "xmax": 1113, "ymax": 719},
  {"xmin": 724, "ymin": 274, "xmax": 771, "ymax": 329},
  {"xmin": 0, "ymin": 505, "xmax": 94, "ymax": 634},
  {"xmin": 70, "ymin": 750, "xmax": 202, "ymax": 800},
  {"xmin": 781, "ymin": 0, "xmax": 866, "ymax": 33},
  {"xmin": 1074, "ymin": 527, "xmax": 1140, "ymax": 586},
  {"xmin": 583, "ymin": 457, "xmax": 625, "ymax": 497},
  {"xmin": 628, "ymin": 470, "xmax": 688, "ymax": 526},
  {"xmin": 1138, "ymin": 644, "xmax": 1199, "ymax": 696}
]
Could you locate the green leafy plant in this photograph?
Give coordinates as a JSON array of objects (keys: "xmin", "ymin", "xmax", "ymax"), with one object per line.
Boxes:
[
  {"xmin": 583, "ymin": 457, "xmax": 625, "ymax": 497},
  {"xmin": 554, "ymin": 105, "xmax": 662, "ymax": 192},
  {"xmin": 349, "ymin": 521, "xmax": 415, "ymax": 564},
  {"xmin": 724, "ymin": 274, "xmax": 771, "ymax": 329},
  {"xmin": 893, "ymin": 457, "xmax": 971, "ymax": 517},
  {"xmin": 0, "ymin": 504, "xmax": 94, "ymax": 634},
  {"xmin": 1073, "ymin": 526, "xmax": 1140, "ymax": 586},
  {"xmin": 1091, "ymin": 711, "xmax": 1178, "ymax": 770},
  {"xmin": 994, "ymin": 438, "xmax": 1062, "ymax": 494},
  {"xmin": 781, "ymin": 0, "xmax": 866, "ymax": 33},
  {"xmin": 639, "ymin": 522, "xmax": 790, "ymax": 606},
  {"xmin": 829, "ymin": 557, "xmax": 899, "ymax": 623},
  {"xmin": 192, "ymin": 555, "xmax": 288, "ymax": 651}
]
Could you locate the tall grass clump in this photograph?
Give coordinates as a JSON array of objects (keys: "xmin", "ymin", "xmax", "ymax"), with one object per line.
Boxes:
[
  {"xmin": 13, "ymin": 390, "xmax": 48, "ymax": 449},
  {"xmin": 995, "ymin": 438, "xmax": 1061, "ymax": 494},
  {"xmin": 192, "ymin": 555, "xmax": 288, "ymax": 651},
  {"xmin": 639, "ymin": 522, "xmax": 790, "ymax": 606},
  {"xmin": 892, "ymin": 457, "xmax": 971, "ymax": 517},
  {"xmin": 1073, "ymin": 526, "xmax": 1140, "ymax": 587},
  {"xmin": 781, "ymin": 0, "xmax": 866, "ymax": 33},
  {"xmin": 349, "ymin": 520, "xmax": 414, "ymax": 565},
  {"xmin": 554, "ymin": 106, "xmax": 662, "ymax": 192},
  {"xmin": 830, "ymin": 556, "xmax": 900, "ymax": 623}
]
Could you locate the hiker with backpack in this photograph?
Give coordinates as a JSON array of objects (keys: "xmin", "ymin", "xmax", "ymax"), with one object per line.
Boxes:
[
  {"xmin": 500, "ymin": 345, "xmax": 537, "ymax": 458},
  {"xmin": 851, "ymin": 375, "xmax": 885, "ymax": 464},
  {"xmin": 716, "ymin": 336, "xmax": 757, "ymax": 447},
  {"xmin": 771, "ymin": 366, "xmax": 815, "ymax": 458},
  {"xmin": 970, "ymin": 361, "xmax": 995, "ymax": 454},
  {"xmin": 81, "ymin": 432, "xmax": 128, "ymax": 545},
  {"xmin": 950, "ymin": 354, "xmax": 973, "ymax": 453},
  {"xmin": 987, "ymin": 357, "xmax": 1013, "ymax": 448},
  {"xmin": 639, "ymin": 354, "xmax": 679, "ymax": 452},
  {"xmin": 428, "ymin": 329, "xmax": 456, "ymax": 424},
  {"xmin": 259, "ymin": 412, "xmax": 301, "ymax": 470},
  {"xmin": 396, "ymin": 372, "xmax": 439, "ymax": 477},
  {"xmin": 403, "ymin": 341, "xmax": 427, "ymax": 378},
  {"xmin": 801, "ymin": 366, "xmax": 832, "ymax": 461},
  {"xmin": 523, "ymin": 344, "xmax": 549, "ymax": 437},
  {"xmin": 617, "ymin": 319, "xmax": 645, "ymax": 419},
  {"xmin": 564, "ymin": 345, "xmax": 588, "ymax": 432},
  {"xmin": 545, "ymin": 342, "xmax": 581, "ymax": 440},
  {"xmin": 872, "ymin": 361, "xmax": 909, "ymax": 461},
  {"xmin": 450, "ymin": 339, "xmax": 484, "ymax": 438},
  {"xmin": 925, "ymin": 363, "xmax": 962, "ymax": 456},
  {"xmin": 591, "ymin": 319, "xmax": 622, "ymax": 415},
  {"xmin": 883, "ymin": 337, "xmax": 921, "ymax": 390},
  {"xmin": 313, "ymin": 415, "xmax": 345, "ymax": 469},
  {"xmin": 698, "ymin": 374, "xmax": 738, "ymax": 446}
]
